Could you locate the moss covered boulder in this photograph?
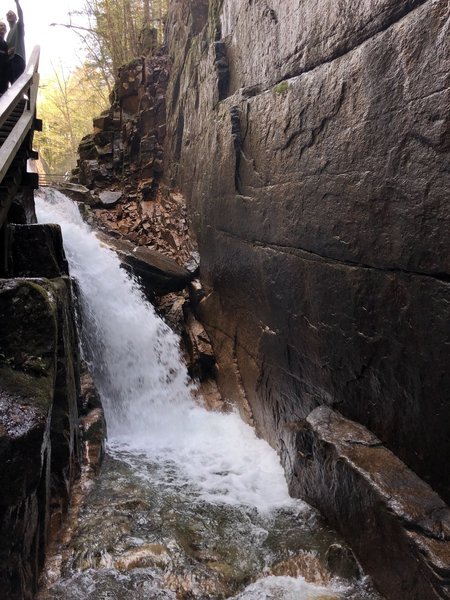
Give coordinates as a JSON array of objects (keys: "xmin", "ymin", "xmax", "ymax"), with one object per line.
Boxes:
[{"xmin": 0, "ymin": 278, "xmax": 81, "ymax": 600}]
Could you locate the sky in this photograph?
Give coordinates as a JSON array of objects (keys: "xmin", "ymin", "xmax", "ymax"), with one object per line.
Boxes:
[{"xmin": 1, "ymin": 0, "xmax": 88, "ymax": 77}]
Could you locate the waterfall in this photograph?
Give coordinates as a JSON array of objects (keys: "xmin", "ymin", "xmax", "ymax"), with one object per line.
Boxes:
[
  {"xmin": 37, "ymin": 189, "xmax": 192, "ymax": 434},
  {"xmin": 35, "ymin": 189, "xmax": 299, "ymax": 513},
  {"xmin": 36, "ymin": 190, "xmax": 379, "ymax": 600}
]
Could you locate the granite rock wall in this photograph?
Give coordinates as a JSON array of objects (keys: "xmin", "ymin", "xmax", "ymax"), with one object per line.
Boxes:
[
  {"xmin": 163, "ymin": 1, "xmax": 450, "ymax": 595},
  {"xmin": 165, "ymin": 0, "xmax": 450, "ymax": 497}
]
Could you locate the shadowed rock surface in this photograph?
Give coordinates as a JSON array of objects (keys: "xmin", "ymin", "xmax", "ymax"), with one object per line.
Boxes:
[
  {"xmin": 0, "ymin": 276, "xmax": 81, "ymax": 600},
  {"xmin": 0, "ymin": 222, "xmax": 102, "ymax": 599},
  {"xmin": 285, "ymin": 407, "xmax": 450, "ymax": 599},
  {"xmin": 96, "ymin": 231, "xmax": 194, "ymax": 295},
  {"xmin": 164, "ymin": 0, "xmax": 450, "ymax": 496},
  {"xmin": 8, "ymin": 224, "xmax": 69, "ymax": 278},
  {"xmin": 161, "ymin": 0, "xmax": 450, "ymax": 596}
]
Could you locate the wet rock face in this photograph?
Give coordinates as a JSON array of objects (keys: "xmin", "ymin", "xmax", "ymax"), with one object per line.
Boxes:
[
  {"xmin": 164, "ymin": 0, "xmax": 450, "ymax": 594},
  {"xmin": 96, "ymin": 231, "xmax": 194, "ymax": 296},
  {"xmin": 0, "ymin": 260, "xmax": 82, "ymax": 597},
  {"xmin": 285, "ymin": 407, "xmax": 450, "ymax": 599},
  {"xmin": 165, "ymin": 0, "xmax": 450, "ymax": 500}
]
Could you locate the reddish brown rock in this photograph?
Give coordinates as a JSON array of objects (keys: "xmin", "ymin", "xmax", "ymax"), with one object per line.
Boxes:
[
  {"xmin": 76, "ymin": 54, "xmax": 171, "ymax": 199},
  {"xmin": 182, "ymin": 301, "xmax": 216, "ymax": 380},
  {"xmin": 75, "ymin": 368, "xmax": 106, "ymax": 478}
]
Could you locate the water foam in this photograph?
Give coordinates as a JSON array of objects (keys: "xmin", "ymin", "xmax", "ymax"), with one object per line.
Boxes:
[
  {"xmin": 36, "ymin": 189, "xmax": 301, "ymax": 513},
  {"xmin": 231, "ymin": 576, "xmax": 341, "ymax": 599}
]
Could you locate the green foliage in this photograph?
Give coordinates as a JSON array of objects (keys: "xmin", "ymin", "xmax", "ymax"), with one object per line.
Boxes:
[
  {"xmin": 38, "ymin": 1, "xmax": 170, "ymax": 174},
  {"xmin": 273, "ymin": 81, "xmax": 289, "ymax": 95},
  {"xmin": 36, "ymin": 64, "xmax": 109, "ymax": 174},
  {"xmin": 66, "ymin": 0, "xmax": 169, "ymax": 89}
]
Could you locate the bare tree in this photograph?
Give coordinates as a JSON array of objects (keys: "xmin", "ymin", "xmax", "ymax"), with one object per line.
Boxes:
[{"xmin": 52, "ymin": 0, "xmax": 168, "ymax": 88}]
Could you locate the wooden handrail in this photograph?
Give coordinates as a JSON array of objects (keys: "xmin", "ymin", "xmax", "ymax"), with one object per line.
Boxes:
[
  {"xmin": 0, "ymin": 46, "xmax": 40, "ymax": 186},
  {"xmin": 0, "ymin": 46, "xmax": 40, "ymax": 130}
]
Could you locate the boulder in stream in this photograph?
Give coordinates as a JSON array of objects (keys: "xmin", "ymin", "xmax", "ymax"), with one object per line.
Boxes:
[
  {"xmin": 0, "ymin": 277, "xmax": 81, "ymax": 600},
  {"xmin": 96, "ymin": 231, "xmax": 194, "ymax": 296}
]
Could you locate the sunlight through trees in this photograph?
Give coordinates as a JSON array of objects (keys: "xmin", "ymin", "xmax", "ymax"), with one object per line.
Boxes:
[{"xmin": 38, "ymin": 0, "xmax": 169, "ymax": 173}]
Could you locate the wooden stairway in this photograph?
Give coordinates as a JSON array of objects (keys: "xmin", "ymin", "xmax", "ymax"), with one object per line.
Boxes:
[{"xmin": 0, "ymin": 46, "xmax": 40, "ymax": 228}]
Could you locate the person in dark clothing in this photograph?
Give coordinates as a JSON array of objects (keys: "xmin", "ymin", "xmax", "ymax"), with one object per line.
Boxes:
[
  {"xmin": 6, "ymin": 0, "xmax": 25, "ymax": 83},
  {"xmin": 0, "ymin": 21, "xmax": 10, "ymax": 95}
]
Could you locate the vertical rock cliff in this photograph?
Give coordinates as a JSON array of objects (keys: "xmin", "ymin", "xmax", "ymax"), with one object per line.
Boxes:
[
  {"xmin": 161, "ymin": 1, "xmax": 450, "ymax": 596},
  {"xmin": 164, "ymin": 0, "xmax": 450, "ymax": 496}
]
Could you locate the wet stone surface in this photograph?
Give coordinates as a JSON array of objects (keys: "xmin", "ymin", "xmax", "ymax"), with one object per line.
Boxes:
[{"xmin": 39, "ymin": 448, "xmax": 382, "ymax": 600}]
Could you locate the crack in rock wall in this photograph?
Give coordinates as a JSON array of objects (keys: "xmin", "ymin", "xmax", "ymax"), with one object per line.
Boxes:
[
  {"xmin": 164, "ymin": 0, "xmax": 450, "ymax": 500},
  {"xmin": 162, "ymin": 1, "xmax": 450, "ymax": 596}
]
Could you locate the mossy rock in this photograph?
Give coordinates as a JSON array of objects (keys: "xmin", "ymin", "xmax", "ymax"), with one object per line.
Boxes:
[
  {"xmin": 0, "ymin": 279, "xmax": 58, "ymax": 410},
  {"xmin": 273, "ymin": 81, "xmax": 289, "ymax": 95}
]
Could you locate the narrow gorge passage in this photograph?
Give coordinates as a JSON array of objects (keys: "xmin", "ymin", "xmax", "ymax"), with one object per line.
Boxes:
[{"xmin": 35, "ymin": 190, "xmax": 381, "ymax": 600}]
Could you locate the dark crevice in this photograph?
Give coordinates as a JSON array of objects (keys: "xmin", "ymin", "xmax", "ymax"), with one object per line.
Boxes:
[
  {"xmin": 222, "ymin": 0, "xmax": 429, "ymax": 102},
  {"xmin": 256, "ymin": 241, "xmax": 450, "ymax": 284},
  {"xmin": 230, "ymin": 106, "xmax": 243, "ymax": 193},
  {"xmin": 214, "ymin": 227, "xmax": 450, "ymax": 284},
  {"xmin": 401, "ymin": 518, "xmax": 450, "ymax": 544},
  {"xmin": 173, "ymin": 112, "xmax": 185, "ymax": 162},
  {"xmin": 273, "ymin": 0, "xmax": 429, "ymax": 88},
  {"xmin": 214, "ymin": 41, "xmax": 230, "ymax": 100},
  {"xmin": 343, "ymin": 439, "xmax": 383, "ymax": 448}
]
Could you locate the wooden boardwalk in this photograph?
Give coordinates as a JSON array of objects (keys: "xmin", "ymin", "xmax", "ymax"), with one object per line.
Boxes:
[{"xmin": 0, "ymin": 46, "xmax": 40, "ymax": 228}]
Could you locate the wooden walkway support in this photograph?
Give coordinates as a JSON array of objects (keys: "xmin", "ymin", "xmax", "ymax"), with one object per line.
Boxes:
[{"xmin": 0, "ymin": 46, "xmax": 41, "ymax": 229}]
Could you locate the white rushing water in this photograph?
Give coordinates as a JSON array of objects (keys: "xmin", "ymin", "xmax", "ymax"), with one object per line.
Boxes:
[
  {"xmin": 36, "ymin": 189, "xmax": 300, "ymax": 513},
  {"xmin": 36, "ymin": 189, "xmax": 381, "ymax": 600}
]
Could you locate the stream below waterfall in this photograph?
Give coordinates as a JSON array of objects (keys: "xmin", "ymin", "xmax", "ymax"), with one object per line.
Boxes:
[{"xmin": 35, "ymin": 189, "xmax": 382, "ymax": 600}]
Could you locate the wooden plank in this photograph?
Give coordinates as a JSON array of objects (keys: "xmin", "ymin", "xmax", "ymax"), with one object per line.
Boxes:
[
  {"xmin": 0, "ymin": 112, "xmax": 33, "ymax": 183},
  {"xmin": 0, "ymin": 73, "xmax": 32, "ymax": 129}
]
